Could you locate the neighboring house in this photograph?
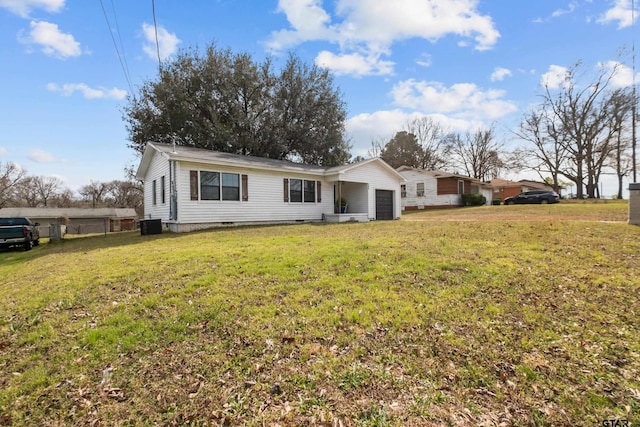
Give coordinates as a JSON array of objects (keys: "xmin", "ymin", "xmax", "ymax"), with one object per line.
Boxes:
[
  {"xmin": 490, "ymin": 178, "xmax": 555, "ymax": 201},
  {"xmin": 135, "ymin": 143, "xmax": 405, "ymax": 232},
  {"xmin": 0, "ymin": 207, "xmax": 138, "ymax": 237},
  {"xmin": 397, "ymin": 166, "xmax": 493, "ymax": 210}
]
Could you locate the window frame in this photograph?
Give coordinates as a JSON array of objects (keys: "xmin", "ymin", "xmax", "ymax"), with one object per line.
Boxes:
[
  {"xmin": 416, "ymin": 182, "xmax": 425, "ymax": 197},
  {"xmin": 221, "ymin": 172, "xmax": 240, "ymax": 201},
  {"xmin": 458, "ymin": 180, "xmax": 465, "ymax": 195},
  {"xmin": 194, "ymin": 170, "xmax": 244, "ymax": 202},
  {"xmin": 200, "ymin": 171, "xmax": 221, "ymax": 201},
  {"xmin": 303, "ymin": 180, "xmax": 316, "ymax": 203},
  {"xmin": 285, "ymin": 178, "xmax": 317, "ymax": 203}
]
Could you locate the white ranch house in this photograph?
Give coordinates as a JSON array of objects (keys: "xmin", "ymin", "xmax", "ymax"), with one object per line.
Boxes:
[
  {"xmin": 397, "ymin": 166, "xmax": 493, "ymax": 210},
  {"xmin": 136, "ymin": 143, "xmax": 405, "ymax": 232}
]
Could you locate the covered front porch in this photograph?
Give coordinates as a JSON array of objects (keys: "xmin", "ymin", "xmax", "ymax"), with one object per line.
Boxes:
[{"xmin": 324, "ymin": 180, "xmax": 370, "ymax": 223}]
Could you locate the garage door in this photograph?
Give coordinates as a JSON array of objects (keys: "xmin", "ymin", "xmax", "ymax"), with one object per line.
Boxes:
[{"xmin": 375, "ymin": 190, "xmax": 394, "ymax": 220}]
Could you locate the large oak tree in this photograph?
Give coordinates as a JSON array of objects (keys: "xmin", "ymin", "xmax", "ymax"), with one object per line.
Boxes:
[{"xmin": 123, "ymin": 45, "xmax": 350, "ymax": 166}]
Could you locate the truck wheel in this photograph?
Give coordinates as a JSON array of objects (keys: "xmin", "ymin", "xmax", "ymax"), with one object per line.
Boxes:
[
  {"xmin": 33, "ymin": 239, "xmax": 40, "ymax": 246},
  {"xmin": 24, "ymin": 238, "xmax": 33, "ymax": 251}
]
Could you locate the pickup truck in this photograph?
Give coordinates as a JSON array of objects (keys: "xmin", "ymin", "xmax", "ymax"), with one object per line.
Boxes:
[{"xmin": 0, "ymin": 217, "xmax": 40, "ymax": 251}]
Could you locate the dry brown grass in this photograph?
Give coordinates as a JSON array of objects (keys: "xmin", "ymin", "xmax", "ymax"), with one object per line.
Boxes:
[{"xmin": 0, "ymin": 201, "xmax": 638, "ymax": 426}]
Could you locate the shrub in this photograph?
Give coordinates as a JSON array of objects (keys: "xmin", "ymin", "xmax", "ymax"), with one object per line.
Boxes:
[
  {"xmin": 461, "ymin": 193, "xmax": 487, "ymax": 206},
  {"xmin": 492, "ymin": 198, "xmax": 502, "ymax": 206}
]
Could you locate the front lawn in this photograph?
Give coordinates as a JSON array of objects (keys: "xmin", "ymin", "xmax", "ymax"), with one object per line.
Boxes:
[{"xmin": 1, "ymin": 202, "xmax": 638, "ymax": 425}]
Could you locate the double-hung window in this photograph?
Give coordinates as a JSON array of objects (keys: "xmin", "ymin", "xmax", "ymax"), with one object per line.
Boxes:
[
  {"xmin": 290, "ymin": 179, "xmax": 303, "ymax": 202},
  {"xmin": 200, "ymin": 171, "xmax": 221, "ymax": 200},
  {"xmin": 221, "ymin": 173, "xmax": 240, "ymax": 201},
  {"xmin": 284, "ymin": 178, "xmax": 317, "ymax": 203},
  {"xmin": 197, "ymin": 171, "xmax": 242, "ymax": 201},
  {"xmin": 303, "ymin": 180, "xmax": 316, "ymax": 203}
]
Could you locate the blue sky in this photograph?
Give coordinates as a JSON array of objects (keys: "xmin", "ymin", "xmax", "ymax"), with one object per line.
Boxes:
[{"xmin": 0, "ymin": 0, "xmax": 638, "ymax": 195}]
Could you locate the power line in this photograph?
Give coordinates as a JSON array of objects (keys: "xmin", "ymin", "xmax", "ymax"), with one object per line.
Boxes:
[
  {"xmin": 98, "ymin": 0, "xmax": 134, "ymax": 95},
  {"xmin": 109, "ymin": 0, "xmax": 132, "ymax": 87},
  {"xmin": 151, "ymin": 0, "xmax": 163, "ymax": 73}
]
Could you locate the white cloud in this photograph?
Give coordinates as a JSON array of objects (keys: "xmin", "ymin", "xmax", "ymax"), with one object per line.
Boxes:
[
  {"xmin": 490, "ymin": 67, "xmax": 512, "ymax": 82},
  {"xmin": 416, "ymin": 53, "xmax": 432, "ymax": 68},
  {"xmin": 551, "ymin": 1, "xmax": 578, "ymax": 18},
  {"xmin": 267, "ymin": 0, "xmax": 335, "ymax": 49},
  {"xmin": 20, "ymin": 20, "xmax": 81, "ymax": 59},
  {"xmin": 0, "ymin": 0, "xmax": 64, "ymax": 18},
  {"xmin": 597, "ymin": 0, "xmax": 637, "ymax": 28},
  {"xmin": 541, "ymin": 65, "xmax": 571, "ymax": 89},
  {"xmin": 46, "ymin": 83, "xmax": 127, "ymax": 100},
  {"xmin": 315, "ymin": 50, "xmax": 394, "ymax": 76},
  {"xmin": 266, "ymin": 0, "xmax": 500, "ymax": 76},
  {"xmin": 391, "ymin": 79, "xmax": 518, "ymax": 120},
  {"xmin": 0, "ymin": 147, "xmax": 7, "ymax": 156},
  {"xmin": 346, "ymin": 110, "xmax": 482, "ymax": 157},
  {"xmin": 599, "ymin": 60, "xmax": 640, "ymax": 88},
  {"xmin": 28, "ymin": 149, "xmax": 61, "ymax": 163},
  {"xmin": 142, "ymin": 23, "xmax": 181, "ymax": 61}
]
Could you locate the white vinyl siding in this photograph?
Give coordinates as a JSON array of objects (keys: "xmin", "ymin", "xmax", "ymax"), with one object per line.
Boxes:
[
  {"xmin": 333, "ymin": 161, "xmax": 402, "ymax": 220},
  {"xmin": 143, "ymin": 151, "xmax": 171, "ymax": 220},
  {"xmin": 398, "ymin": 169, "xmax": 488, "ymax": 208},
  {"xmin": 175, "ymin": 161, "xmax": 332, "ymax": 224}
]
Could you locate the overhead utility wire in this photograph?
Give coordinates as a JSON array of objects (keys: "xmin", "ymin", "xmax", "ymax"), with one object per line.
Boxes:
[
  {"xmin": 151, "ymin": 0, "xmax": 163, "ymax": 73},
  {"xmin": 109, "ymin": 0, "xmax": 132, "ymax": 87},
  {"xmin": 98, "ymin": 0, "xmax": 134, "ymax": 95}
]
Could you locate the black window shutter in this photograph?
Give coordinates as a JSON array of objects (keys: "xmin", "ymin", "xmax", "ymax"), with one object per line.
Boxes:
[
  {"xmin": 190, "ymin": 171, "xmax": 198, "ymax": 200},
  {"xmin": 283, "ymin": 178, "xmax": 289, "ymax": 202},
  {"xmin": 242, "ymin": 174, "xmax": 248, "ymax": 201}
]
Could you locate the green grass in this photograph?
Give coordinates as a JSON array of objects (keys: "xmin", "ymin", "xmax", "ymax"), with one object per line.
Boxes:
[{"xmin": 0, "ymin": 201, "xmax": 639, "ymax": 425}]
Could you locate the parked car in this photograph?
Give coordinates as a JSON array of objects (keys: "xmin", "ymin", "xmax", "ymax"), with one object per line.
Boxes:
[
  {"xmin": 0, "ymin": 217, "xmax": 40, "ymax": 250},
  {"xmin": 504, "ymin": 190, "xmax": 560, "ymax": 205}
]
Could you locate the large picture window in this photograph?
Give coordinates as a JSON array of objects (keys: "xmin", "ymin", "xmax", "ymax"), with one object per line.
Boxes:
[
  {"xmin": 285, "ymin": 178, "xmax": 316, "ymax": 203},
  {"xmin": 200, "ymin": 171, "xmax": 220, "ymax": 200},
  {"xmin": 196, "ymin": 171, "xmax": 243, "ymax": 201}
]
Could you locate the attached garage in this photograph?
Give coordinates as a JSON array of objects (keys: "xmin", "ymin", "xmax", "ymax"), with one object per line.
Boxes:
[{"xmin": 375, "ymin": 190, "xmax": 394, "ymax": 220}]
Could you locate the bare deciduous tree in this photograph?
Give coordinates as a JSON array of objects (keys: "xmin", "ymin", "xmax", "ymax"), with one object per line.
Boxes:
[
  {"xmin": 31, "ymin": 176, "xmax": 64, "ymax": 207},
  {"xmin": 540, "ymin": 62, "xmax": 632, "ymax": 198},
  {"xmin": 0, "ymin": 162, "xmax": 25, "ymax": 208},
  {"xmin": 79, "ymin": 180, "xmax": 112, "ymax": 208},
  {"xmin": 404, "ymin": 116, "xmax": 449, "ymax": 170},
  {"xmin": 446, "ymin": 127, "xmax": 504, "ymax": 181},
  {"xmin": 105, "ymin": 180, "xmax": 143, "ymax": 208},
  {"xmin": 514, "ymin": 108, "xmax": 569, "ymax": 193}
]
